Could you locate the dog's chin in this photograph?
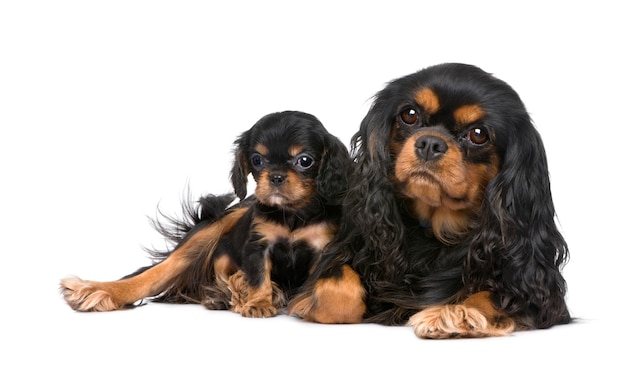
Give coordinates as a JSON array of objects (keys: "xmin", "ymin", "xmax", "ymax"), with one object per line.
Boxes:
[
  {"xmin": 257, "ymin": 193, "xmax": 307, "ymax": 210},
  {"xmin": 263, "ymin": 194, "xmax": 289, "ymax": 207},
  {"xmin": 396, "ymin": 173, "xmax": 479, "ymax": 241},
  {"xmin": 397, "ymin": 172, "xmax": 473, "ymax": 212},
  {"xmin": 398, "ymin": 173, "xmax": 444, "ymax": 207}
]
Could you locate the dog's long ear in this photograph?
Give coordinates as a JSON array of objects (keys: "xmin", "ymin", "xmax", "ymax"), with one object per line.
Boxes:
[
  {"xmin": 345, "ymin": 103, "xmax": 409, "ymax": 283},
  {"xmin": 230, "ymin": 130, "xmax": 251, "ymax": 200},
  {"xmin": 467, "ymin": 119, "xmax": 570, "ymax": 329},
  {"xmin": 317, "ymin": 134, "xmax": 352, "ymax": 205}
]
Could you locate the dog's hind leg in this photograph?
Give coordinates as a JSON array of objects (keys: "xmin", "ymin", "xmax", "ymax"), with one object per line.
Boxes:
[{"xmin": 60, "ymin": 208, "xmax": 247, "ymax": 312}]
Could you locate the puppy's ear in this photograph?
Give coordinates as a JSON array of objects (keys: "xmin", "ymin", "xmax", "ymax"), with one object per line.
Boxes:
[
  {"xmin": 316, "ymin": 134, "xmax": 352, "ymax": 205},
  {"xmin": 467, "ymin": 120, "xmax": 570, "ymax": 329},
  {"xmin": 230, "ymin": 130, "xmax": 251, "ymax": 200}
]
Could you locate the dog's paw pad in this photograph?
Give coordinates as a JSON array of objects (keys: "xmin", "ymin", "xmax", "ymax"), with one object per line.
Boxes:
[
  {"xmin": 407, "ymin": 305, "xmax": 513, "ymax": 339},
  {"xmin": 59, "ymin": 276, "xmax": 120, "ymax": 312},
  {"xmin": 236, "ymin": 303, "xmax": 278, "ymax": 318}
]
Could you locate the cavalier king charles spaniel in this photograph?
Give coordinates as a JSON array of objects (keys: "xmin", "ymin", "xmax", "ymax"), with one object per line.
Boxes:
[
  {"xmin": 289, "ymin": 63, "xmax": 571, "ymax": 338},
  {"xmin": 60, "ymin": 111, "xmax": 351, "ymax": 317}
]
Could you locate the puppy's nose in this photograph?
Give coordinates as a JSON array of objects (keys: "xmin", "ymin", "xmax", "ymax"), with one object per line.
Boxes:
[
  {"xmin": 415, "ymin": 135, "xmax": 448, "ymax": 162},
  {"xmin": 270, "ymin": 174, "xmax": 286, "ymax": 187}
]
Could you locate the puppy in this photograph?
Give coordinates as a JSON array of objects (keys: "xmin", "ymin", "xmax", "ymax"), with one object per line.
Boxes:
[
  {"xmin": 60, "ymin": 110, "xmax": 351, "ymax": 317},
  {"xmin": 289, "ymin": 63, "xmax": 571, "ymax": 338}
]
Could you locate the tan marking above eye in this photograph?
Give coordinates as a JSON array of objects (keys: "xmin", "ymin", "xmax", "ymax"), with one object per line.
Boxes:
[
  {"xmin": 454, "ymin": 104, "xmax": 485, "ymax": 125},
  {"xmin": 289, "ymin": 145, "xmax": 304, "ymax": 157},
  {"xmin": 254, "ymin": 144, "xmax": 269, "ymax": 156},
  {"xmin": 414, "ymin": 88, "xmax": 440, "ymax": 115}
]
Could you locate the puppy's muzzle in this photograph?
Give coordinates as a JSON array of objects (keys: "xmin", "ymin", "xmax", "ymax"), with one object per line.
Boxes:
[
  {"xmin": 270, "ymin": 173, "xmax": 286, "ymax": 187},
  {"xmin": 415, "ymin": 135, "xmax": 448, "ymax": 162}
]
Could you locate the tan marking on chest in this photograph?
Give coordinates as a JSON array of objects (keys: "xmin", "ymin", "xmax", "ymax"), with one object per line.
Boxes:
[
  {"xmin": 253, "ymin": 219, "xmax": 336, "ymax": 250},
  {"xmin": 292, "ymin": 222, "xmax": 337, "ymax": 250}
]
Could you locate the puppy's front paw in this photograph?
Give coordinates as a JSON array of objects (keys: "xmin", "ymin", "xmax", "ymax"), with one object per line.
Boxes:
[
  {"xmin": 233, "ymin": 301, "xmax": 278, "ymax": 318},
  {"xmin": 227, "ymin": 270, "xmax": 279, "ymax": 318},
  {"xmin": 407, "ymin": 305, "xmax": 514, "ymax": 339},
  {"xmin": 59, "ymin": 276, "xmax": 121, "ymax": 312}
]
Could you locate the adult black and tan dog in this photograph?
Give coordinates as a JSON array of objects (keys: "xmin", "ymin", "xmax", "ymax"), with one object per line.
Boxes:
[
  {"xmin": 61, "ymin": 111, "xmax": 352, "ymax": 317},
  {"xmin": 289, "ymin": 63, "xmax": 571, "ymax": 338}
]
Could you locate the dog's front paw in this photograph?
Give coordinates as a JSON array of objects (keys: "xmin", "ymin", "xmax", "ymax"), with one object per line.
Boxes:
[
  {"xmin": 288, "ymin": 265, "xmax": 365, "ymax": 324},
  {"xmin": 407, "ymin": 305, "xmax": 514, "ymax": 339},
  {"xmin": 59, "ymin": 276, "xmax": 121, "ymax": 312}
]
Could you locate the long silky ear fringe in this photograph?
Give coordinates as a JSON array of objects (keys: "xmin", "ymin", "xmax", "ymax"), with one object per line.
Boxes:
[
  {"xmin": 341, "ymin": 104, "xmax": 410, "ymax": 286},
  {"xmin": 230, "ymin": 130, "xmax": 251, "ymax": 200},
  {"xmin": 465, "ymin": 121, "xmax": 570, "ymax": 329},
  {"xmin": 316, "ymin": 134, "xmax": 352, "ymax": 205}
]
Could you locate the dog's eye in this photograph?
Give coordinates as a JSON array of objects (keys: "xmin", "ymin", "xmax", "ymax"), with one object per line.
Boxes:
[
  {"xmin": 250, "ymin": 153, "xmax": 264, "ymax": 168},
  {"xmin": 399, "ymin": 108, "xmax": 419, "ymax": 125},
  {"xmin": 294, "ymin": 154, "xmax": 314, "ymax": 170},
  {"xmin": 467, "ymin": 128, "xmax": 489, "ymax": 145}
]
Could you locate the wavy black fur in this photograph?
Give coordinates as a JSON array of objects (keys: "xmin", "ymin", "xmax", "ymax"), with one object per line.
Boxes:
[
  {"xmin": 131, "ymin": 111, "xmax": 351, "ymax": 306},
  {"xmin": 301, "ymin": 63, "xmax": 571, "ymax": 330}
]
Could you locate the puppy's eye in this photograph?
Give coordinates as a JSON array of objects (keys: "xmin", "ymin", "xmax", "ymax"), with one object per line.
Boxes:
[
  {"xmin": 467, "ymin": 127, "xmax": 489, "ymax": 145},
  {"xmin": 399, "ymin": 108, "xmax": 419, "ymax": 125},
  {"xmin": 250, "ymin": 153, "xmax": 264, "ymax": 168},
  {"xmin": 295, "ymin": 154, "xmax": 314, "ymax": 170}
]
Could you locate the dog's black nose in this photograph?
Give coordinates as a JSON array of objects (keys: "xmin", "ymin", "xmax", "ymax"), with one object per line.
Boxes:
[
  {"xmin": 415, "ymin": 135, "xmax": 448, "ymax": 162},
  {"xmin": 270, "ymin": 174, "xmax": 286, "ymax": 186}
]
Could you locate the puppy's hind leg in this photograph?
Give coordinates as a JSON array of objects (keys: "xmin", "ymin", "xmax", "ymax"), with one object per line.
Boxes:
[
  {"xmin": 201, "ymin": 254, "xmax": 237, "ymax": 310},
  {"xmin": 60, "ymin": 208, "xmax": 247, "ymax": 312}
]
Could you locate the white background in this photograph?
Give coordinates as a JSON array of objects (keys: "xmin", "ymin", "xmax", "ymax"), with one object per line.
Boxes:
[{"xmin": 1, "ymin": 1, "xmax": 623, "ymax": 365}]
